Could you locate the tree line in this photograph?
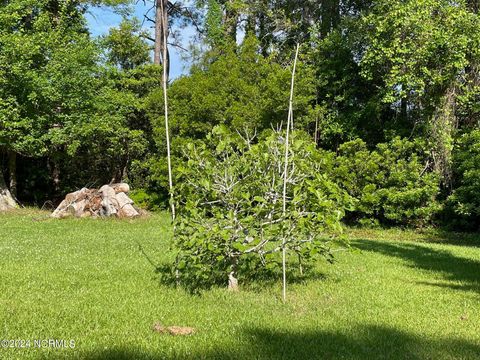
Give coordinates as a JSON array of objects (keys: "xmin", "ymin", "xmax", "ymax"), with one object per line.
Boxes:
[{"xmin": 1, "ymin": 0, "xmax": 480, "ymax": 230}]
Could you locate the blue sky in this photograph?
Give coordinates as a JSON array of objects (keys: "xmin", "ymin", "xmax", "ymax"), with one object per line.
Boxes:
[{"xmin": 85, "ymin": 3, "xmax": 191, "ymax": 79}]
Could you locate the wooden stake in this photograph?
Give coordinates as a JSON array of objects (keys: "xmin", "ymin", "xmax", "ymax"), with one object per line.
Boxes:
[{"xmin": 282, "ymin": 44, "xmax": 300, "ymax": 303}]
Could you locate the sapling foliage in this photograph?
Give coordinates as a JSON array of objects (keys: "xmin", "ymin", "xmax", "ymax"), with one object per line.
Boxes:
[{"xmin": 172, "ymin": 126, "xmax": 350, "ymax": 291}]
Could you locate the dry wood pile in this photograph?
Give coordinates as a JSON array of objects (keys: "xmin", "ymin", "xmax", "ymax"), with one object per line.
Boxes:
[{"xmin": 51, "ymin": 183, "xmax": 140, "ymax": 218}]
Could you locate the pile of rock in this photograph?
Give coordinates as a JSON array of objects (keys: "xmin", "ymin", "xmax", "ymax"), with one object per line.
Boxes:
[
  {"xmin": 51, "ymin": 183, "xmax": 139, "ymax": 218},
  {"xmin": 0, "ymin": 175, "xmax": 17, "ymax": 211}
]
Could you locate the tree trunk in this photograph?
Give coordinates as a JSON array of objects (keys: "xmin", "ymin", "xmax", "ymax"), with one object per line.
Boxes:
[
  {"xmin": 52, "ymin": 160, "xmax": 60, "ymax": 194},
  {"xmin": 228, "ymin": 256, "xmax": 239, "ymax": 291},
  {"xmin": 8, "ymin": 151, "xmax": 17, "ymax": 198},
  {"xmin": 154, "ymin": 0, "xmax": 170, "ymax": 79},
  {"xmin": 467, "ymin": 0, "xmax": 479, "ymax": 13},
  {"xmin": 401, "ymin": 96, "xmax": 408, "ymax": 126},
  {"xmin": 431, "ymin": 87, "xmax": 457, "ymax": 187},
  {"xmin": 0, "ymin": 170, "xmax": 16, "ymax": 211},
  {"xmin": 258, "ymin": 10, "xmax": 269, "ymax": 57},
  {"xmin": 155, "ymin": 0, "xmax": 175, "ymax": 220},
  {"xmin": 321, "ymin": 0, "xmax": 340, "ymax": 37},
  {"xmin": 298, "ymin": 253, "xmax": 303, "ymax": 276},
  {"xmin": 154, "ymin": 0, "xmax": 162, "ymax": 65},
  {"xmin": 111, "ymin": 168, "xmax": 122, "ymax": 184},
  {"xmin": 224, "ymin": 0, "xmax": 238, "ymax": 43}
]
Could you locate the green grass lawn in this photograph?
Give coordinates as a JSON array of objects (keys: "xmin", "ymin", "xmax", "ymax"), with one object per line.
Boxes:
[{"xmin": 1, "ymin": 209, "xmax": 479, "ymax": 359}]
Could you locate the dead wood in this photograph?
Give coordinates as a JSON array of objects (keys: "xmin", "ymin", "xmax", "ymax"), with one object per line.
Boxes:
[{"xmin": 51, "ymin": 183, "xmax": 140, "ymax": 219}]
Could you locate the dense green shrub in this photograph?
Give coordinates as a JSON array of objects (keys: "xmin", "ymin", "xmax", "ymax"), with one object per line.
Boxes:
[
  {"xmin": 171, "ymin": 127, "xmax": 350, "ymax": 291},
  {"xmin": 128, "ymin": 189, "xmax": 164, "ymax": 211},
  {"xmin": 334, "ymin": 137, "xmax": 441, "ymax": 226},
  {"xmin": 446, "ymin": 130, "xmax": 480, "ymax": 230}
]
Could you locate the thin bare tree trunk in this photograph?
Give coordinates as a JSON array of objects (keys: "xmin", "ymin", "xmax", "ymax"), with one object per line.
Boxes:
[
  {"xmin": 224, "ymin": 0, "xmax": 238, "ymax": 43},
  {"xmin": 160, "ymin": 0, "xmax": 175, "ymax": 220},
  {"xmin": 430, "ymin": 86, "xmax": 457, "ymax": 187},
  {"xmin": 258, "ymin": 8, "xmax": 269, "ymax": 57},
  {"xmin": 162, "ymin": 0, "xmax": 169, "ymax": 77},
  {"xmin": 47, "ymin": 158, "xmax": 61, "ymax": 195},
  {"xmin": 154, "ymin": 0, "xmax": 161, "ymax": 65},
  {"xmin": 154, "ymin": 0, "xmax": 169, "ymax": 78},
  {"xmin": 52, "ymin": 162, "xmax": 60, "ymax": 194},
  {"xmin": 8, "ymin": 151, "xmax": 17, "ymax": 198},
  {"xmin": 153, "ymin": 0, "xmax": 174, "ymax": 219},
  {"xmin": 228, "ymin": 256, "xmax": 239, "ymax": 291},
  {"xmin": 281, "ymin": 44, "xmax": 300, "ymax": 303}
]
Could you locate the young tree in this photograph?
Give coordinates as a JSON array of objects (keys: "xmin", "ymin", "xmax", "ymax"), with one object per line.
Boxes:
[{"xmin": 171, "ymin": 127, "xmax": 348, "ymax": 292}]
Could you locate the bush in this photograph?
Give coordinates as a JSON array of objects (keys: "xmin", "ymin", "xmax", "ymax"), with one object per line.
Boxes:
[
  {"xmin": 171, "ymin": 126, "xmax": 350, "ymax": 291},
  {"xmin": 334, "ymin": 137, "xmax": 441, "ymax": 226},
  {"xmin": 446, "ymin": 130, "xmax": 480, "ymax": 230},
  {"xmin": 128, "ymin": 189, "xmax": 164, "ymax": 211}
]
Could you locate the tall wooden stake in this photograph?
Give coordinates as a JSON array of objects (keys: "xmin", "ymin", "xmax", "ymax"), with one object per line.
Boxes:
[
  {"xmin": 159, "ymin": 0, "xmax": 175, "ymax": 220},
  {"xmin": 282, "ymin": 44, "xmax": 300, "ymax": 303}
]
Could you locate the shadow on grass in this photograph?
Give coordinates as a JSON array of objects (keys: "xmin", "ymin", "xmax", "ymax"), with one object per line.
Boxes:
[
  {"xmin": 78, "ymin": 349, "xmax": 159, "ymax": 360},
  {"xmin": 76, "ymin": 324, "xmax": 480, "ymax": 359},
  {"xmin": 347, "ymin": 227, "xmax": 480, "ymax": 248},
  {"xmin": 418, "ymin": 229, "xmax": 480, "ymax": 247},
  {"xmin": 352, "ymin": 239, "xmax": 480, "ymax": 293},
  {"xmin": 238, "ymin": 325, "xmax": 480, "ymax": 360},
  {"xmin": 155, "ymin": 260, "xmax": 330, "ymax": 295}
]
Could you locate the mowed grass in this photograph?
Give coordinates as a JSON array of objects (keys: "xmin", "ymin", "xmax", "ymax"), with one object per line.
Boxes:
[{"xmin": 1, "ymin": 209, "xmax": 479, "ymax": 360}]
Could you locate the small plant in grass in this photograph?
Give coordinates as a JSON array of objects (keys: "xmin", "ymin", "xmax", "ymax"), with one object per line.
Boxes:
[{"xmin": 172, "ymin": 126, "xmax": 351, "ymax": 292}]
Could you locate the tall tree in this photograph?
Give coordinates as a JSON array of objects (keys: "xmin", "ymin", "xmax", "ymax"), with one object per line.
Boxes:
[
  {"xmin": 148, "ymin": 0, "xmax": 201, "ymax": 78},
  {"xmin": 0, "ymin": 0, "xmax": 134, "ymax": 201},
  {"xmin": 103, "ymin": 18, "xmax": 150, "ymax": 70},
  {"xmin": 359, "ymin": 0, "xmax": 480, "ymax": 182},
  {"xmin": 0, "ymin": 0, "xmax": 95, "ymax": 203}
]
